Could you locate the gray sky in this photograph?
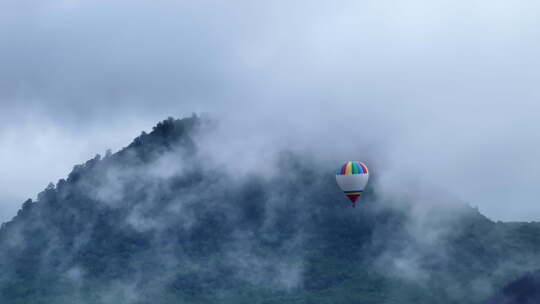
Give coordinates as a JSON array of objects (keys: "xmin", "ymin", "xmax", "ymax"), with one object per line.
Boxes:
[{"xmin": 1, "ymin": 0, "xmax": 540, "ymax": 222}]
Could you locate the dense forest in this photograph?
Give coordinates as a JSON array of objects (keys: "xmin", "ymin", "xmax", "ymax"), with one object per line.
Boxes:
[
  {"xmin": 1, "ymin": 116, "xmax": 540, "ymax": 304},
  {"xmin": 484, "ymin": 269, "xmax": 540, "ymax": 304}
]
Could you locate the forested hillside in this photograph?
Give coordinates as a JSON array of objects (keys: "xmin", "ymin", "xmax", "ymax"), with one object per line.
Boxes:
[
  {"xmin": 484, "ymin": 266, "xmax": 540, "ymax": 304},
  {"xmin": 1, "ymin": 116, "xmax": 539, "ymax": 304}
]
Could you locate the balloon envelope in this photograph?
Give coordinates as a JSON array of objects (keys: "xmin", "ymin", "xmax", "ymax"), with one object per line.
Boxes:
[{"xmin": 335, "ymin": 161, "xmax": 369, "ymax": 206}]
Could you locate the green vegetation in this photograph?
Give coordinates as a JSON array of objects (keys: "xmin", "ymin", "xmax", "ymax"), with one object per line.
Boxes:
[{"xmin": 1, "ymin": 116, "xmax": 539, "ymax": 304}]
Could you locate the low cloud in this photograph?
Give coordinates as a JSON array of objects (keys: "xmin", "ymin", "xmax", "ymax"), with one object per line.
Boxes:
[{"xmin": 2, "ymin": 0, "xmax": 540, "ymax": 223}]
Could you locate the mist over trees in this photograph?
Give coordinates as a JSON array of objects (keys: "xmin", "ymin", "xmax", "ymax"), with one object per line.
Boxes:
[
  {"xmin": 485, "ymin": 269, "xmax": 540, "ymax": 304},
  {"xmin": 1, "ymin": 115, "xmax": 540, "ymax": 304}
]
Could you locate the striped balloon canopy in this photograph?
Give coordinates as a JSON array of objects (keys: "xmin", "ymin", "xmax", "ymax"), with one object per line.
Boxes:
[
  {"xmin": 335, "ymin": 161, "xmax": 370, "ymax": 207},
  {"xmin": 337, "ymin": 161, "xmax": 369, "ymax": 175}
]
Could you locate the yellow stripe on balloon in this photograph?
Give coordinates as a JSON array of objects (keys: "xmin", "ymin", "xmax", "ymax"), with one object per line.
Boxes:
[{"xmin": 345, "ymin": 161, "xmax": 352, "ymax": 174}]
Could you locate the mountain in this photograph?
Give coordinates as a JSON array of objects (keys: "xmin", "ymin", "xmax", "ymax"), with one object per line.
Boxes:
[
  {"xmin": 484, "ymin": 269, "xmax": 540, "ymax": 304},
  {"xmin": 1, "ymin": 115, "xmax": 540, "ymax": 304}
]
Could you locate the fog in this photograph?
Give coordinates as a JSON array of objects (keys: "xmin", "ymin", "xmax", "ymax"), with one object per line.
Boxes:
[{"xmin": 1, "ymin": 0, "xmax": 540, "ymax": 222}]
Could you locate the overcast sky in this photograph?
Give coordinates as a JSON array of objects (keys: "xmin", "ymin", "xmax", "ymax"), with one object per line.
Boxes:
[{"xmin": 1, "ymin": 0, "xmax": 539, "ymax": 222}]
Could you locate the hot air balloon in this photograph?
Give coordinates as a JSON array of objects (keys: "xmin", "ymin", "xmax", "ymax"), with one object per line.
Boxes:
[{"xmin": 336, "ymin": 161, "xmax": 369, "ymax": 207}]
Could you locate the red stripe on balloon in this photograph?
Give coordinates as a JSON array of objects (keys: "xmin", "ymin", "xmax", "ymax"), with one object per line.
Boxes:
[{"xmin": 340, "ymin": 162, "xmax": 348, "ymax": 174}]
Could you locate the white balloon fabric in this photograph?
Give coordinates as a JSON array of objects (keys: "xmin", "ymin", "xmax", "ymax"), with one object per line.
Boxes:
[{"xmin": 335, "ymin": 161, "xmax": 369, "ymax": 206}]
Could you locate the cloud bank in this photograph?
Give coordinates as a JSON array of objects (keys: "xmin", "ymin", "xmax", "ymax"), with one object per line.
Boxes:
[{"xmin": 1, "ymin": 0, "xmax": 540, "ymax": 221}]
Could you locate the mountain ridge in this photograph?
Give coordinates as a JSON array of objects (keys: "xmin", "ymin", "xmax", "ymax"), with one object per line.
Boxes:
[{"xmin": 1, "ymin": 115, "xmax": 539, "ymax": 304}]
